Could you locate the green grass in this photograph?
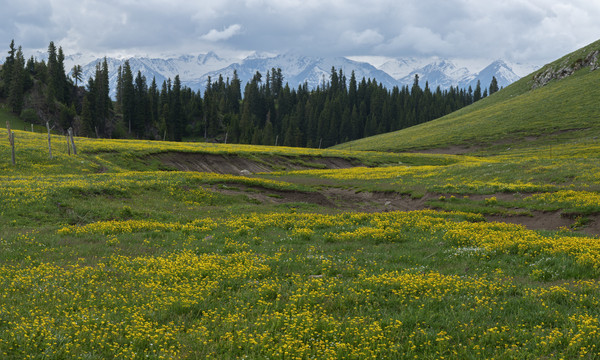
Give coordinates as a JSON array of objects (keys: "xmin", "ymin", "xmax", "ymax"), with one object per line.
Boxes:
[
  {"xmin": 0, "ymin": 106, "xmax": 49, "ymax": 133},
  {"xmin": 333, "ymin": 40, "xmax": 600, "ymax": 153},
  {"xmin": 1, "ymin": 41, "xmax": 600, "ymax": 359}
]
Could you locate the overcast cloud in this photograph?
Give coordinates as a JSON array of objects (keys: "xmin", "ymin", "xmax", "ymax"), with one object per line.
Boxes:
[{"xmin": 1, "ymin": 0, "xmax": 599, "ymax": 66}]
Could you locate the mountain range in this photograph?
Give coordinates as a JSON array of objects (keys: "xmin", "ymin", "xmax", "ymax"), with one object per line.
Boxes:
[{"xmin": 56, "ymin": 52, "xmax": 538, "ymax": 98}]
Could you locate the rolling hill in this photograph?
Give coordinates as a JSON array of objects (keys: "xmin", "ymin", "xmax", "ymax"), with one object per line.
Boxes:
[{"xmin": 333, "ymin": 39, "xmax": 600, "ymax": 153}]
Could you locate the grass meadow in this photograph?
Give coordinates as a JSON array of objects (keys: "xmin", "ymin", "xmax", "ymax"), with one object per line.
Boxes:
[{"xmin": 1, "ymin": 117, "xmax": 599, "ymax": 359}]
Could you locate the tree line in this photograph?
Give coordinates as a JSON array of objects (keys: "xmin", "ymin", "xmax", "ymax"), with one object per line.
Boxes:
[{"xmin": 0, "ymin": 40, "xmax": 500, "ymax": 147}]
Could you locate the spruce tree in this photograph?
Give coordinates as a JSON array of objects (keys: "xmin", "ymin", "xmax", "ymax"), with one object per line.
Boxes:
[
  {"xmin": 171, "ymin": 75, "xmax": 184, "ymax": 141},
  {"xmin": 71, "ymin": 65, "xmax": 83, "ymax": 87},
  {"xmin": 2, "ymin": 40, "xmax": 16, "ymax": 96},
  {"xmin": 46, "ymin": 41, "xmax": 58, "ymax": 102},
  {"xmin": 474, "ymin": 80, "xmax": 482, "ymax": 102},
  {"xmin": 121, "ymin": 61, "xmax": 135, "ymax": 135},
  {"xmin": 115, "ymin": 65, "xmax": 123, "ymax": 112},
  {"xmin": 93, "ymin": 59, "xmax": 110, "ymax": 136},
  {"xmin": 82, "ymin": 77, "xmax": 97, "ymax": 135},
  {"xmin": 134, "ymin": 71, "xmax": 148, "ymax": 137},
  {"xmin": 8, "ymin": 46, "xmax": 25, "ymax": 114},
  {"xmin": 489, "ymin": 76, "xmax": 499, "ymax": 94},
  {"xmin": 148, "ymin": 77, "xmax": 160, "ymax": 134},
  {"xmin": 56, "ymin": 46, "xmax": 67, "ymax": 102}
]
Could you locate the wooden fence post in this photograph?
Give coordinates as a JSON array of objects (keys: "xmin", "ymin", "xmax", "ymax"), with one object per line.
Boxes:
[
  {"xmin": 66, "ymin": 135, "xmax": 71, "ymax": 155},
  {"xmin": 68, "ymin": 127, "xmax": 77, "ymax": 155},
  {"xmin": 10, "ymin": 131, "xmax": 15, "ymax": 165},
  {"xmin": 46, "ymin": 122, "xmax": 52, "ymax": 159},
  {"xmin": 6, "ymin": 121, "xmax": 11, "ymax": 141}
]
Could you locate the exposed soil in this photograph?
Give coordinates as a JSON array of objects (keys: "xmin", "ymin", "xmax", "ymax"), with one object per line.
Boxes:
[
  {"xmin": 154, "ymin": 152, "xmax": 360, "ymax": 174},
  {"xmin": 484, "ymin": 212, "xmax": 573, "ymax": 232},
  {"xmin": 581, "ymin": 216, "xmax": 600, "ymax": 237},
  {"xmin": 213, "ymin": 185, "xmax": 336, "ymax": 208},
  {"xmin": 211, "ymin": 185, "xmax": 600, "ymax": 237},
  {"xmin": 155, "ymin": 152, "xmax": 599, "ymax": 237},
  {"xmin": 413, "ymin": 145, "xmax": 481, "ymax": 155}
]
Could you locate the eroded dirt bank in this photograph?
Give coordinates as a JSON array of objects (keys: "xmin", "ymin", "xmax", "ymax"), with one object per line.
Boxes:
[
  {"xmin": 210, "ymin": 185, "xmax": 600, "ymax": 237},
  {"xmin": 153, "ymin": 152, "xmax": 360, "ymax": 174}
]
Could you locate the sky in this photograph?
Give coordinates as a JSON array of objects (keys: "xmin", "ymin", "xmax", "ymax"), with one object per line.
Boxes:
[{"xmin": 1, "ymin": 0, "xmax": 600, "ymax": 67}]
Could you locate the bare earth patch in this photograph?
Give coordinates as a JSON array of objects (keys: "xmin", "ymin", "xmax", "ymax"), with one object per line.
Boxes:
[
  {"xmin": 484, "ymin": 212, "xmax": 572, "ymax": 232},
  {"xmin": 411, "ymin": 145, "xmax": 478, "ymax": 155},
  {"xmin": 158, "ymin": 152, "xmax": 598, "ymax": 237},
  {"xmin": 213, "ymin": 184, "xmax": 336, "ymax": 208},
  {"xmin": 154, "ymin": 152, "xmax": 359, "ymax": 174},
  {"xmin": 211, "ymin": 185, "xmax": 600, "ymax": 237}
]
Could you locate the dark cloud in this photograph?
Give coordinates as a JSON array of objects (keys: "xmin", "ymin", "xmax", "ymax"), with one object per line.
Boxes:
[{"xmin": 1, "ymin": 0, "xmax": 599, "ymax": 66}]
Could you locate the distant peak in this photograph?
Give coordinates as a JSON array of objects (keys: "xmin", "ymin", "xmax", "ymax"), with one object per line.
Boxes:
[
  {"xmin": 199, "ymin": 51, "xmax": 224, "ymax": 64},
  {"xmin": 489, "ymin": 59, "xmax": 509, "ymax": 67},
  {"xmin": 245, "ymin": 51, "xmax": 277, "ymax": 60},
  {"xmin": 205, "ymin": 51, "xmax": 220, "ymax": 59}
]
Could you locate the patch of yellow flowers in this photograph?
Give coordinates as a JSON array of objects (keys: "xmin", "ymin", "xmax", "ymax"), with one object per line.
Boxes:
[{"xmin": 1, "ymin": 209, "xmax": 600, "ymax": 358}]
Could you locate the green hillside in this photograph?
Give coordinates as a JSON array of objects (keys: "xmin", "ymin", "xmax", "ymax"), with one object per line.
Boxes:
[
  {"xmin": 333, "ymin": 39, "xmax": 600, "ymax": 153},
  {"xmin": 2, "ymin": 41, "xmax": 600, "ymax": 359}
]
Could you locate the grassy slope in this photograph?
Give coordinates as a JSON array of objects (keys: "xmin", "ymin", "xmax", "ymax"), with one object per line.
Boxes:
[
  {"xmin": 2, "ymin": 130, "xmax": 600, "ymax": 359},
  {"xmin": 333, "ymin": 39, "xmax": 600, "ymax": 152},
  {"xmin": 2, "ymin": 42, "xmax": 600, "ymax": 359}
]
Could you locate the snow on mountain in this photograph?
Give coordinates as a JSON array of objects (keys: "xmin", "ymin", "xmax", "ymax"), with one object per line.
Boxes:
[
  {"xmin": 504, "ymin": 61, "xmax": 540, "ymax": 78},
  {"xmin": 16, "ymin": 48, "xmax": 532, "ymax": 99},
  {"xmin": 462, "ymin": 60, "xmax": 521, "ymax": 90},
  {"xmin": 378, "ymin": 57, "xmax": 435, "ymax": 80},
  {"xmin": 388, "ymin": 58, "xmax": 524, "ymax": 92},
  {"xmin": 396, "ymin": 59, "xmax": 473, "ymax": 90},
  {"xmin": 185, "ymin": 53, "xmax": 399, "ymax": 94},
  {"xmin": 75, "ymin": 52, "xmax": 234, "ymax": 98}
]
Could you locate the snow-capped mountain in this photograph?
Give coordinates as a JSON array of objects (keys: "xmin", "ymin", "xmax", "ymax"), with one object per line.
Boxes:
[
  {"xmin": 390, "ymin": 58, "xmax": 526, "ymax": 91},
  {"xmin": 463, "ymin": 60, "xmax": 521, "ymax": 90},
  {"xmin": 378, "ymin": 57, "xmax": 437, "ymax": 80},
  {"xmin": 185, "ymin": 53, "xmax": 399, "ymax": 93},
  {"xmin": 396, "ymin": 59, "xmax": 473, "ymax": 89},
  {"xmin": 17, "ymin": 50, "xmax": 535, "ymax": 98},
  {"xmin": 74, "ymin": 52, "xmax": 234, "ymax": 98}
]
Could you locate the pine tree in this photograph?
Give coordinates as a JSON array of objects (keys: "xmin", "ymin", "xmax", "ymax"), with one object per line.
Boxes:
[
  {"xmin": 159, "ymin": 80, "xmax": 170, "ymax": 139},
  {"xmin": 171, "ymin": 75, "xmax": 184, "ymax": 141},
  {"xmin": 228, "ymin": 70, "xmax": 241, "ymax": 114},
  {"xmin": 2, "ymin": 40, "xmax": 16, "ymax": 97},
  {"xmin": 134, "ymin": 71, "xmax": 148, "ymax": 137},
  {"xmin": 8, "ymin": 46, "xmax": 25, "ymax": 114},
  {"xmin": 71, "ymin": 65, "xmax": 82, "ymax": 87},
  {"xmin": 115, "ymin": 65, "xmax": 123, "ymax": 112},
  {"xmin": 473, "ymin": 80, "xmax": 482, "ymax": 102},
  {"xmin": 148, "ymin": 77, "xmax": 160, "ymax": 136},
  {"xmin": 121, "ymin": 60, "xmax": 135, "ymax": 135},
  {"xmin": 262, "ymin": 116, "xmax": 274, "ymax": 145},
  {"xmin": 46, "ymin": 41, "xmax": 58, "ymax": 102},
  {"xmin": 82, "ymin": 77, "xmax": 97, "ymax": 135},
  {"xmin": 56, "ymin": 46, "xmax": 67, "ymax": 102},
  {"xmin": 489, "ymin": 76, "xmax": 499, "ymax": 94},
  {"xmin": 93, "ymin": 59, "xmax": 110, "ymax": 136}
]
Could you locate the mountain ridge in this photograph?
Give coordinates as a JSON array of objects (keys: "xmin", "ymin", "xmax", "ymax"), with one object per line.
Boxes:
[{"xmin": 21, "ymin": 51, "xmax": 534, "ymax": 98}]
